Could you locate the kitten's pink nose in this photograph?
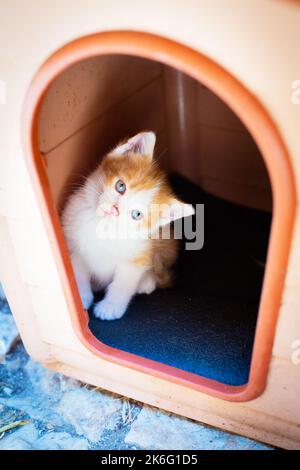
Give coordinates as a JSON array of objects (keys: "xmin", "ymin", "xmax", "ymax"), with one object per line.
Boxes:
[
  {"xmin": 111, "ymin": 205, "xmax": 119, "ymax": 216},
  {"xmin": 104, "ymin": 204, "xmax": 119, "ymax": 216}
]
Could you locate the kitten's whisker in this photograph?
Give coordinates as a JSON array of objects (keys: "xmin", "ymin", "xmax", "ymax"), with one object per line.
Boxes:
[{"xmin": 155, "ymin": 147, "xmax": 168, "ymax": 162}]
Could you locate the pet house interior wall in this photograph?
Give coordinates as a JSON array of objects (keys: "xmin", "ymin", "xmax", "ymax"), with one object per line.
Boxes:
[{"xmin": 38, "ymin": 55, "xmax": 272, "ymax": 214}]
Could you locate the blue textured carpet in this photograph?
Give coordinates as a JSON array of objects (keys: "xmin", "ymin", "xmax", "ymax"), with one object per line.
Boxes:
[{"xmin": 88, "ymin": 175, "xmax": 271, "ymax": 386}]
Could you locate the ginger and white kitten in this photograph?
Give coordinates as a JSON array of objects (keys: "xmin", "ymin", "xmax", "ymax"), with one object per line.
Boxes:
[{"xmin": 62, "ymin": 132, "xmax": 194, "ymax": 320}]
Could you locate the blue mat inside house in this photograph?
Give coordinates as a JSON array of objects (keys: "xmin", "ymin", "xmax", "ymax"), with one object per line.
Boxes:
[{"xmin": 88, "ymin": 174, "xmax": 271, "ymax": 386}]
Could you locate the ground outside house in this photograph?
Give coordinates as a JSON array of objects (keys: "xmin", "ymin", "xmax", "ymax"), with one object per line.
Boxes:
[{"xmin": 0, "ymin": 286, "xmax": 272, "ymax": 451}]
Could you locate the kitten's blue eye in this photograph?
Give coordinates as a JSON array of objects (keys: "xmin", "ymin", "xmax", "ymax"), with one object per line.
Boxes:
[
  {"xmin": 131, "ymin": 209, "xmax": 143, "ymax": 220},
  {"xmin": 115, "ymin": 179, "xmax": 126, "ymax": 194}
]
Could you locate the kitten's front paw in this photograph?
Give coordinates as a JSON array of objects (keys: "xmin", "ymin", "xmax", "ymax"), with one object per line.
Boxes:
[
  {"xmin": 80, "ymin": 290, "xmax": 94, "ymax": 310},
  {"xmin": 94, "ymin": 299, "xmax": 126, "ymax": 320}
]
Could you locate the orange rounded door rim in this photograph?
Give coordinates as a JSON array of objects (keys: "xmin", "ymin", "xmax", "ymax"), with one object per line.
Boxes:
[{"xmin": 22, "ymin": 31, "xmax": 296, "ymax": 402}]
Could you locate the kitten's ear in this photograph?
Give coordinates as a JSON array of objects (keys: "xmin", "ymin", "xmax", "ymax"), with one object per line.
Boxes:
[
  {"xmin": 111, "ymin": 132, "xmax": 156, "ymax": 158},
  {"xmin": 153, "ymin": 198, "xmax": 195, "ymax": 231}
]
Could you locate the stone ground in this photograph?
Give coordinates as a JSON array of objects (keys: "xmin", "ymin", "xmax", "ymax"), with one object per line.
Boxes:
[{"xmin": 0, "ymin": 287, "xmax": 273, "ymax": 450}]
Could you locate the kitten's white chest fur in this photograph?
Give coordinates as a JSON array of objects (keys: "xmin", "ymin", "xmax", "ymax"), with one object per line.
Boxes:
[
  {"xmin": 62, "ymin": 193, "xmax": 151, "ymax": 321},
  {"xmin": 66, "ymin": 202, "xmax": 146, "ymax": 287}
]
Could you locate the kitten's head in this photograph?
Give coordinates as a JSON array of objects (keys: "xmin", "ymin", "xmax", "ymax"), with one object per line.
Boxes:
[{"xmin": 94, "ymin": 132, "xmax": 194, "ymax": 240}]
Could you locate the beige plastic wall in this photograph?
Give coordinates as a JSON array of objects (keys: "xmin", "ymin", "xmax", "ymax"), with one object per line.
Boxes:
[{"xmin": 0, "ymin": 0, "xmax": 300, "ymax": 449}]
